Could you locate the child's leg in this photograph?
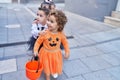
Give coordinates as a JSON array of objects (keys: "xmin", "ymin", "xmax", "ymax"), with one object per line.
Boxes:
[{"xmin": 45, "ymin": 74, "xmax": 50, "ymax": 80}]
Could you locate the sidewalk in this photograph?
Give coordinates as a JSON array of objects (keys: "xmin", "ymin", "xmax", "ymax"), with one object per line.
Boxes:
[{"xmin": 0, "ymin": 3, "xmax": 120, "ymax": 80}]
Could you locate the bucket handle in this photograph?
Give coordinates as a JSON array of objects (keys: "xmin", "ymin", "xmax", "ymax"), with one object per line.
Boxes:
[{"xmin": 31, "ymin": 56, "xmax": 40, "ymax": 73}]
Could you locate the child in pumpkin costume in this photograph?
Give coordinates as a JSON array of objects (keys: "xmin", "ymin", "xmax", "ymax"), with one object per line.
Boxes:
[{"xmin": 34, "ymin": 10, "xmax": 70, "ymax": 80}]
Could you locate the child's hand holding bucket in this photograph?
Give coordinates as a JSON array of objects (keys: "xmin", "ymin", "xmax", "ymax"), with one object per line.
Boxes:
[
  {"xmin": 34, "ymin": 55, "xmax": 39, "ymax": 61},
  {"xmin": 34, "ymin": 52, "xmax": 38, "ymax": 57}
]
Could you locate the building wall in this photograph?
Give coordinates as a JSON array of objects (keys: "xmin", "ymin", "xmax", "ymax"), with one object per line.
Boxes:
[
  {"xmin": 0, "ymin": 0, "xmax": 64, "ymax": 3},
  {"xmin": 20, "ymin": 0, "xmax": 28, "ymax": 3},
  {"xmin": 65, "ymin": 0, "xmax": 118, "ymax": 21},
  {"xmin": 116, "ymin": 0, "xmax": 120, "ymax": 11},
  {"xmin": 0, "ymin": 0, "xmax": 12, "ymax": 3},
  {"xmin": 27, "ymin": 0, "xmax": 64, "ymax": 3}
]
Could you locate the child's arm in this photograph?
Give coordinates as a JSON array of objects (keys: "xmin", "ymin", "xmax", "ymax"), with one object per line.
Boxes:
[
  {"xmin": 31, "ymin": 23, "xmax": 39, "ymax": 38},
  {"xmin": 31, "ymin": 19, "xmax": 40, "ymax": 38},
  {"xmin": 61, "ymin": 32, "xmax": 70, "ymax": 59},
  {"xmin": 33, "ymin": 35, "xmax": 44, "ymax": 56}
]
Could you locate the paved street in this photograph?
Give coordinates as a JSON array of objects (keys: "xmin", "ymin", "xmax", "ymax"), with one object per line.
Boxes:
[{"xmin": 0, "ymin": 3, "xmax": 120, "ymax": 80}]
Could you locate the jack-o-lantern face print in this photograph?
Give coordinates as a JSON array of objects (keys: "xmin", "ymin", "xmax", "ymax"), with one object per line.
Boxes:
[{"xmin": 48, "ymin": 37, "xmax": 59, "ymax": 47}]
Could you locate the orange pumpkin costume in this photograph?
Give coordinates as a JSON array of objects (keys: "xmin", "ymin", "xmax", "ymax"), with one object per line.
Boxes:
[{"xmin": 34, "ymin": 30, "xmax": 70, "ymax": 75}]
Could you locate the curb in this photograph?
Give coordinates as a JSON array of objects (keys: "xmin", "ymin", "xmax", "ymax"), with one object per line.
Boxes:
[
  {"xmin": 0, "ymin": 41, "xmax": 28, "ymax": 47},
  {"xmin": 0, "ymin": 36, "xmax": 74, "ymax": 47}
]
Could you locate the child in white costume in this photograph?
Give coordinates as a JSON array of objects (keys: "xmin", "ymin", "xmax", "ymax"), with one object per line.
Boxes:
[{"xmin": 28, "ymin": 7, "xmax": 49, "ymax": 51}]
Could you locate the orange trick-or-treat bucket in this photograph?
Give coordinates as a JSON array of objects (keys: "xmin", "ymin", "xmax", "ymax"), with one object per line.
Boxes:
[{"xmin": 25, "ymin": 60, "xmax": 43, "ymax": 80}]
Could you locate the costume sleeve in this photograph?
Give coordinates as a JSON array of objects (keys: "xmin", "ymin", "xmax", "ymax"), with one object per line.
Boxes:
[
  {"xmin": 61, "ymin": 32, "xmax": 70, "ymax": 55},
  {"xmin": 31, "ymin": 23, "xmax": 39, "ymax": 38},
  {"xmin": 33, "ymin": 35, "xmax": 44, "ymax": 54}
]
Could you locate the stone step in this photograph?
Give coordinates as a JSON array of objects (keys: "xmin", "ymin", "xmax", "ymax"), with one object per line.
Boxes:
[
  {"xmin": 111, "ymin": 11, "xmax": 120, "ymax": 19},
  {"xmin": 104, "ymin": 16, "xmax": 120, "ymax": 27}
]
